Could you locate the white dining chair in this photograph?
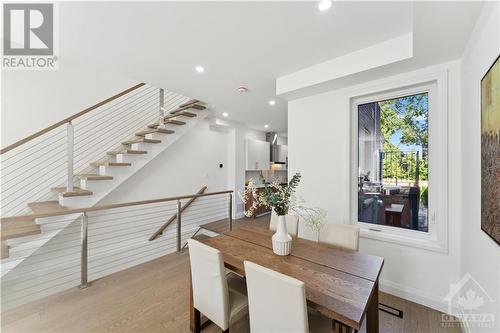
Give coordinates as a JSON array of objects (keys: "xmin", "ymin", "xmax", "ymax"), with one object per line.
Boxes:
[
  {"xmin": 187, "ymin": 239, "xmax": 248, "ymax": 333},
  {"xmin": 244, "ymin": 260, "xmax": 331, "ymax": 333},
  {"xmin": 269, "ymin": 210, "xmax": 299, "ymax": 237},
  {"xmin": 318, "ymin": 223, "xmax": 360, "ymax": 251}
]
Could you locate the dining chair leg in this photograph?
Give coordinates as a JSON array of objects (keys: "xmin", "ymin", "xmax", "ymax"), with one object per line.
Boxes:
[{"xmin": 193, "ymin": 308, "xmax": 201, "ymax": 333}]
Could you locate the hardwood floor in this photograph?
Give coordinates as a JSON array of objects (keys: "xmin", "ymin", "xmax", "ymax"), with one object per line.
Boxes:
[{"xmin": 2, "ymin": 217, "xmax": 463, "ymax": 333}]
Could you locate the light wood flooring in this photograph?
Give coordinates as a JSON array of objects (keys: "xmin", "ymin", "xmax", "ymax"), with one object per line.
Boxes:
[{"xmin": 2, "ymin": 217, "xmax": 462, "ymax": 333}]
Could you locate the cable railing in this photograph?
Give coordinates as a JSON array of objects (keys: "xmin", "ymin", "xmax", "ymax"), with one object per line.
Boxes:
[
  {"xmin": 0, "ymin": 190, "xmax": 233, "ymax": 309},
  {"xmin": 0, "ymin": 83, "xmax": 193, "ymax": 217}
]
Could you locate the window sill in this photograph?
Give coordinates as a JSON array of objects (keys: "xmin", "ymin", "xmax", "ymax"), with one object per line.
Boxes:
[{"xmin": 358, "ymin": 223, "xmax": 448, "ymax": 253}]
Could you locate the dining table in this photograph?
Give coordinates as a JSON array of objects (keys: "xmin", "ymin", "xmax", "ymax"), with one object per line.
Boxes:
[{"xmin": 189, "ymin": 224, "xmax": 384, "ymax": 333}]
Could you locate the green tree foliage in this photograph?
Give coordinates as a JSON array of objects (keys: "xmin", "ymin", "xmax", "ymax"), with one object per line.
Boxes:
[{"xmin": 379, "ymin": 94, "xmax": 429, "ymax": 181}]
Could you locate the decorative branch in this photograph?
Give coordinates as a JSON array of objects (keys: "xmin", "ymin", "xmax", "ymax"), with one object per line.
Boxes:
[{"xmin": 239, "ymin": 173, "xmax": 326, "ymax": 232}]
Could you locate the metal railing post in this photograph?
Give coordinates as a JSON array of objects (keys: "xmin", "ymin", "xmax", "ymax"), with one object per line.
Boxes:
[
  {"xmin": 67, "ymin": 122, "xmax": 74, "ymax": 192},
  {"xmin": 176, "ymin": 200, "xmax": 181, "ymax": 253},
  {"xmin": 228, "ymin": 193, "xmax": 233, "ymax": 231},
  {"xmin": 159, "ymin": 88, "xmax": 165, "ymax": 129},
  {"xmin": 80, "ymin": 212, "xmax": 90, "ymax": 288}
]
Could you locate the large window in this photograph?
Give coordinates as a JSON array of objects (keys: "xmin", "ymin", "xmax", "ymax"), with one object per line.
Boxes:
[{"xmin": 357, "ymin": 93, "xmax": 429, "ymax": 232}]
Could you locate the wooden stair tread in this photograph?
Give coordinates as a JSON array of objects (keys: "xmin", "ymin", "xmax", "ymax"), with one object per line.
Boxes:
[
  {"xmin": 178, "ymin": 99, "xmax": 199, "ymax": 108},
  {"xmin": 171, "ymin": 104, "xmax": 206, "ymax": 114},
  {"xmin": 76, "ymin": 174, "xmax": 113, "ymax": 180},
  {"xmin": 28, "ymin": 201, "xmax": 69, "ymax": 214},
  {"xmin": 168, "ymin": 110, "xmax": 197, "ymax": 117},
  {"xmin": 122, "ymin": 138, "xmax": 161, "ymax": 145},
  {"xmin": 188, "ymin": 104, "xmax": 206, "ymax": 110},
  {"xmin": 1, "ymin": 219, "xmax": 41, "ymax": 241},
  {"xmin": 1, "ymin": 226, "xmax": 41, "ymax": 241},
  {"xmin": 147, "ymin": 119, "xmax": 186, "ymax": 128},
  {"xmin": 165, "ymin": 120, "xmax": 186, "ymax": 125},
  {"xmin": 91, "ymin": 162, "xmax": 131, "ymax": 167},
  {"xmin": 107, "ymin": 149, "xmax": 147, "ymax": 155},
  {"xmin": 136, "ymin": 128, "xmax": 175, "ymax": 136},
  {"xmin": 51, "ymin": 187, "xmax": 93, "ymax": 197}
]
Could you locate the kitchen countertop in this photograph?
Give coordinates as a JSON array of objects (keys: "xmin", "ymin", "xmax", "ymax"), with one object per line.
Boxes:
[{"xmin": 246, "ymin": 183, "xmax": 288, "ymax": 189}]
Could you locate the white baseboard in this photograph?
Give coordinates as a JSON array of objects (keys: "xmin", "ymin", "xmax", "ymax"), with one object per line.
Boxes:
[{"xmin": 379, "ymin": 278, "xmax": 448, "ymax": 314}]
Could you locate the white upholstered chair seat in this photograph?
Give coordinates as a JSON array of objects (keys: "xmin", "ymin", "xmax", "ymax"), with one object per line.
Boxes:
[{"xmin": 227, "ymin": 272, "xmax": 249, "ymax": 324}]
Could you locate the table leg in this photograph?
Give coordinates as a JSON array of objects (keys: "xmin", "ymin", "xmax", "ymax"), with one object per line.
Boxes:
[
  {"xmin": 331, "ymin": 320, "xmax": 354, "ymax": 333},
  {"xmin": 366, "ymin": 280, "xmax": 379, "ymax": 333}
]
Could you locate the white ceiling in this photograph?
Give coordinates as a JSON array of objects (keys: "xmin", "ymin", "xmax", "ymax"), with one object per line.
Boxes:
[{"xmin": 59, "ymin": 1, "xmax": 483, "ymax": 133}]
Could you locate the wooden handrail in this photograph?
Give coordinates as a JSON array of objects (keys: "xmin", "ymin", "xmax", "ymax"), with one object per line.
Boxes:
[
  {"xmin": 0, "ymin": 190, "xmax": 233, "ymax": 223},
  {"xmin": 149, "ymin": 186, "xmax": 207, "ymax": 241},
  {"xmin": 0, "ymin": 83, "xmax": 146, "ymax": 155}
]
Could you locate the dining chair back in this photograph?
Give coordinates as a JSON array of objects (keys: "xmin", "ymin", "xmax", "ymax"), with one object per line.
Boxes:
[
  {"xmin": 269, "ymin": 211, "xmax": 299, "ymax": 237},
  {"xmin": 244, "ymin": 260, "xmax": 309, "ymax": 333},
  {"xmin": 319, "ymin": 223, "xmax": 360, "ymax": 251},
  {"xmin": 188, "ymin": 239, "xmax": 230, "ymax": 330}
]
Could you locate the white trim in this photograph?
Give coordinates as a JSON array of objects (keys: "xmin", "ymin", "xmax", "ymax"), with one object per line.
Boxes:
[
  {"xmin": 379, "ymin": 278, "xmax": 447, "ymax": 314},
  {"xmin": 348, "ymin": 70, "xmax": 449, "ymax": 253}
]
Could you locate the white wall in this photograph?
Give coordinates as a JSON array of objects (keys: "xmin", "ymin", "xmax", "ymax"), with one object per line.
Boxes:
[
  {"xmin": 288, "ymin": 61, "xmax": 463, "ymax": 313},
  {"xmin": 460, "ymin": 2, "xmax": 500, "ymax": 332},
  {"xmin": 1, "ymin": 58, "xmax": 139, "ymax": 147},
  {"xmin": 101, "ymin": 119, "xmax": 229, "ymax": 203}
]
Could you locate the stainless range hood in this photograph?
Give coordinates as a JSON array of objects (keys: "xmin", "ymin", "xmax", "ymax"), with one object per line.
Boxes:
[{"xmin": 266, "ymin": 132, "xmax": 286, "ymax": 165}]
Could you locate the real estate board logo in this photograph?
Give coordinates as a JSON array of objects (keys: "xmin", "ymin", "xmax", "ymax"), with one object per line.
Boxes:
[
  {"xmin": 2, "ymin": 3, "xmax": 58, "ymax": 70},
  {"xmin": 442, "ymin": 273, "xmax": 496, "ymax": 331}
]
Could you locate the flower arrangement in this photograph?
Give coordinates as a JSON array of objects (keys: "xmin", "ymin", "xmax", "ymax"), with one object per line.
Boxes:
[{"xmin": 240, "ymin": 173, "xmax": 326, "ymax": 234}]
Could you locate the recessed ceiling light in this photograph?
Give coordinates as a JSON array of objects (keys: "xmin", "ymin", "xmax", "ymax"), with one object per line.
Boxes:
[
  {"xmin": 195, "ymin": 66, "xmax": 204, "ymax": 73},
  {"xmin": 264, "ymin": 124, "xmax": 269, "ymax": 129},
  {"xmin": 318, "ymin": 0, "xmax": 332, "ymax": 11},
  {"xmin": 222, "ymin": 112, "xmax": 229, "ymax": 117},
  {"xmin": 237, "ymin": 86, "xmax": 248, "ymax": 93},
  {"xmin": 269, "ymin": 100, "xmax": 276, "ymax": 106}
]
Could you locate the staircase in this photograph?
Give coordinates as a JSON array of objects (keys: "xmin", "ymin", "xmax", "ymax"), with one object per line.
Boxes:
[{"xmin": 0, "ymin": 84, "xmax": 209, "ymax": 272}]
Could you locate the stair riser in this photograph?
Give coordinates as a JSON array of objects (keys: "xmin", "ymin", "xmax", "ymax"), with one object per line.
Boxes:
[
  {"xmin": 130, "ymin": 142, "xmax": 158, "ymax": 151},
  {"xmin": 145, "ymin": 133, "xmax": 165, "ymax": 141},
  {"xmin": 59, "ymin": 195, "xmax": 95, "ymax": 208},
  {"xmin": 115, "ymin": 153, "xmax": 149, "ymax": 164},
  {"xmin": 80, "ymin": 179, "xmax": 116, "ymax": 192}
]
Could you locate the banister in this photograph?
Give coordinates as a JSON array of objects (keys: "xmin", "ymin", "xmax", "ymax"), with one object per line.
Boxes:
[
  {"xmin": 149, "ymin": 186, "xmax": 207, "ymax": 241},
  {"xmin": 0, "ymin": 83, "xmax": 146, "ymax": 155},
  {"xmin": 0, "ymin": 190, "xmax": 233, "ymax": 223}
]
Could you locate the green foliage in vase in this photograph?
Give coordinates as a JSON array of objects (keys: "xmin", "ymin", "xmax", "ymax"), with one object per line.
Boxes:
[{"xmin": 239, "ymin": 172, "xmax": 326, "ymax": 233}]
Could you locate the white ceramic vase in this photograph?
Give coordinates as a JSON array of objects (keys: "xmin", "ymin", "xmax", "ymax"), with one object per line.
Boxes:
[{"xmin": 272, "ymin": 215, "xmax": 292, "ymax": 256}]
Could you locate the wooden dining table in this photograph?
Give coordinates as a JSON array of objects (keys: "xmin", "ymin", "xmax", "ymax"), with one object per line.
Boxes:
[{"xmin": 190, "ymin": 224, "xmax": 384, "ymax": 333}]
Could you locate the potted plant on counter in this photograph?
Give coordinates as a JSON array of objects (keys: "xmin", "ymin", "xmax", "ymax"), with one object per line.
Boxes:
[{"xmin": 240, "ymin": 173, "xmax": 326, "ymax": 255}]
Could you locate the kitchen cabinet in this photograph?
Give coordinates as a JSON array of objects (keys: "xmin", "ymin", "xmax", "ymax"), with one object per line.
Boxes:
[
  {"xmin": 246, "ymin": 139, "xmax": 270, "ymax": 170},
  {"xmin": 278, "ymin": 145, "xmax": 288, "ymax": 165}
]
